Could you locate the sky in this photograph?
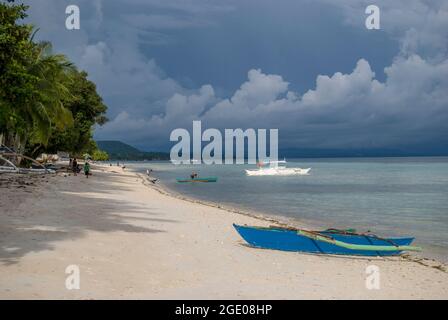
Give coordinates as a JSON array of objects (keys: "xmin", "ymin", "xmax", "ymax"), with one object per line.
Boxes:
[{"xmin": 22, "ymin": 0, "xmax": 448, "ymax": 154}]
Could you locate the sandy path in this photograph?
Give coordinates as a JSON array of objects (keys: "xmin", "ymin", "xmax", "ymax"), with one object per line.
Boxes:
[{"xmin": 0, "ymin": 166, "xmax": 447, "ymax": 299}]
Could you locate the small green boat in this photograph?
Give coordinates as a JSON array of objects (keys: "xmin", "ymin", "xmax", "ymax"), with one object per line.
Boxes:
[{"xmin": 176, "ymin": 177, "xmax": 218, "ymax": 183}]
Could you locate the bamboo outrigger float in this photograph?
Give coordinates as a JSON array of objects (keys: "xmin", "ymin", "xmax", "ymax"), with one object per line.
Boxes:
[{"xmin": 0, "ymin": 145, "xmax": 55, "ymax": 174}]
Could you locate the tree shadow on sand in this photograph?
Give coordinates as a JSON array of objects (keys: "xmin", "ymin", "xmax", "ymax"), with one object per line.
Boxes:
[{"xmin": 0, "ymin": 171, "xmax": 174, "ymax": 265}]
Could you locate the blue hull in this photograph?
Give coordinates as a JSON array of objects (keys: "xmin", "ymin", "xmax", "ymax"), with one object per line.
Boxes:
[{"xmin": 233, "ymin": 224, "xmax": 414, "ymax": 256}]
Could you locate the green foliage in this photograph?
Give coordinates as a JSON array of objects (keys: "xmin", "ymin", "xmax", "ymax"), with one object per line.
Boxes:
[
  {"xmin": 0, "ymin": 1, "xmax": 108, "ymax": 158},
  {"xmin": 26, "ymin": 43, "xmax": 75, "ymax": 145},
  {"xmin": 0, "ymin": 2, "xmax": 36, "ymax": 138},
  {"xmin": 38, "ymin": 70, "xmax": 108, "ymax": 156},
  {"xmin": 92, "ymin": 150, "xmax": 109, "ymax": 161}
]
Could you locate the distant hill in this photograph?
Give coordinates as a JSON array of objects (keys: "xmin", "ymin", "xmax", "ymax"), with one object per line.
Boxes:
[{"xmin": 96, "ymin": 140, "xmax": 170, "ymax": 161}]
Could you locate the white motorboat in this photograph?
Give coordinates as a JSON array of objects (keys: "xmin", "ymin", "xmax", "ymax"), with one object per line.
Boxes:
[{"xmin": 245, "ymin": 159, "xmax": 311, "ymax": 176}]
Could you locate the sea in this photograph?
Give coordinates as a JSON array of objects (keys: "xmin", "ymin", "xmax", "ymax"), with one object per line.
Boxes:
[{"xmin": 124, "ymin": 157, "xmax": 448, "ymax": 262}]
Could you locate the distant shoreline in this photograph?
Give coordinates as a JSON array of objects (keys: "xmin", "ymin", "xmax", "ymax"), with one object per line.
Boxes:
[
  {"xmin": 131, "ymin": 166, "xmax": 447, "ymax": 264},
  {"xmin": 138, "ymin": 171, "xmax": 308, "ymax": 229},
  {"xmin": 106, "ymin": 155, "xmax": 448, "ymax": 162}
]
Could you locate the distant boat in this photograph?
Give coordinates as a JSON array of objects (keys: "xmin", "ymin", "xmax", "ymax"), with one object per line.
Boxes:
[
  {"xmin": 245, "ymin": 159, "xmax": 310, "ymax": 176},
  {"xmin": 170, "ymin": 159, "xmax": 202, "ymax": 165},
  {"xmin": 246, "ymin": 167, "xmax": 311, "ymax": 176},
  {"xmin": 176, "ymin": 177, "xmax": 218, "ymax": 183},
  {"xmin": 233, "ymin": 224, "xmax": 420, "ymax": 256}
]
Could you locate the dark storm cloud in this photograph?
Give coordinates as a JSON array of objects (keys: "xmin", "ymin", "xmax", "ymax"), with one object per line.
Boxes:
[{"xmin": 22, "ymin": 0, "xmax": 448, "ymax": 153}]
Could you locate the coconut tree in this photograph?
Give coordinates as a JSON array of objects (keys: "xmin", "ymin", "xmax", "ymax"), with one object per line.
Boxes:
[{"xmin": 25, "ymin": 41, "xmax": 75, "ymax": 153}]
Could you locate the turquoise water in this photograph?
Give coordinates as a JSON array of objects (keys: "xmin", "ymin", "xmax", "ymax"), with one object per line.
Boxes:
[{"xmin": 127, "ymin": 157, "xmax": 448, "ymax": 261}]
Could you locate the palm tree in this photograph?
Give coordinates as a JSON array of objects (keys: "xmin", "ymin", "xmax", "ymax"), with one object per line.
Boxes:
[{"xmin": 18, "ymin": 41, "xmax": 75, "ymax": 152}]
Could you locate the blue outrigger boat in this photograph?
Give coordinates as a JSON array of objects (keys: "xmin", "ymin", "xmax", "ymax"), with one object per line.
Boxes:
[{"xmin": 233, "ymin": 224, "xmax": 421, "ymax": 256}]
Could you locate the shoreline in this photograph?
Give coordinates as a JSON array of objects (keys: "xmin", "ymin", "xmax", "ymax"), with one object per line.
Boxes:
[
  {"xmin": 1, "ymin": 164, "xmax": 447, "ymax": 299},
  {"xmin": 140, "ymin": 173, "xmax": 308, "ymax": 229},
  {"xmin": 135, "ymin": 169, "xmax": 448, "ymax": 271},
  {"xmin": 139, "ymin": 169, "xmax": 448, "ymax": 264}
]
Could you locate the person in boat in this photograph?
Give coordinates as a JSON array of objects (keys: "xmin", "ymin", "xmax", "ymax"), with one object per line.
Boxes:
[
  {"xmin": 84, "ymin": 161, "xmax": 91, "ymax": 178},
  {"xmin": 72, "ymin": 158, "xmax": 78, "ymax": 176},
  {"xmin": 190, "ymin": 172, "xmax": 198, "ymax": 179}
]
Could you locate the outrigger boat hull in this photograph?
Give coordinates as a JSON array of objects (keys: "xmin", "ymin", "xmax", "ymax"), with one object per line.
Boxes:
[
  {"xmin": 233, "ymin": 224, "xmax": 416, "ymax": 256},
  {"xmin": 177, "ymin": 177, "xmax": 218, "ymax": 183}
]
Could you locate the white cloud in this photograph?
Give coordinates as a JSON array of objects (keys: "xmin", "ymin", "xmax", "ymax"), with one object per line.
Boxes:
[{"xmin": 301, "ymin": 59, "xmax": 381, "ymax": 108}]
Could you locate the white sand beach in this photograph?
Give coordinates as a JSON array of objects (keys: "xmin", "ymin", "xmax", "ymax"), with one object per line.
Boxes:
[{"xmin": 0, "ymin": 165, "xmax": 447, "ymax": 299}]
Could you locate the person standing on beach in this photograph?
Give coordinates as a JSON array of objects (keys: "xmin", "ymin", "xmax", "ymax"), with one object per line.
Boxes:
[
  {"xmin": 84, "ymin": 161, "xmax": 90, "ymax": 178},
  {"xmin": 72, "ymin": 158, "xmax": 78, "ymax": 176}
]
